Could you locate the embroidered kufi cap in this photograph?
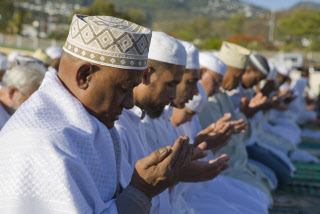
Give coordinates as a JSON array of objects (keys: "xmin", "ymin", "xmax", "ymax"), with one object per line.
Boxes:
[
  {"xmin": 218, "ymin": 41, "xmax": 251, "ymax": 69},
  {"xmin": 199, "ymin": 52, "xmax": 227, "ymax": 76},
  {"xmin": 179, "ymin": 40, "xmax": 200, "ymax": 69},
  {"xmin": 148, "ymin": 31, "xmax": 186, "ymax": 66},
  {"xmin": 0, "ymin": 53, "xmax": 8, "ymax": 70},
  {"xmin": 248, "ymin": 54, "xmax": 269, "ymax": 76},
  {"xmin": 46, "ymin": 46, "xmax": 62, "ymax": 59},
  {"xmin": 63, "ymin": 14, "xmax": 152, "ymax": 70},
  {"xmin": 186, "ymin": 82, "xmax": 207, "ymax": 113}
]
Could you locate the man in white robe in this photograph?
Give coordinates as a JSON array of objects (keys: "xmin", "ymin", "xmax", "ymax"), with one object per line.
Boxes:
[
  {"xmin": 0, "ymin": 15, "xmax": 196, "ymax": 214},
  {"xmin": 116, "ymin": 33, "xmax": 230, "ymax": 214},
  {"xmin": 140, "ymin": 39, "xmax": 264, "ymax": 213},
  {"xmin": 0, "ymin": 64, "xmax": 45, "ymax": 129},
  {"xmin": 198, "ymin": 42, "xmax": 274, "ymax": 205}
]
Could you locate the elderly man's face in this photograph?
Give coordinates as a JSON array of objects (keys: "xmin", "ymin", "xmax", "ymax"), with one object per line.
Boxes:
[
  {"xmin": 83, "ymin": 66, "xmax": 144, "ymax": 129},
  {"xmin": 0, "ymin": 86, "xmax": 35, "ymax": 114},
  {"xmin": 138, "ymin": 65, "xmax": 184, "ymax": 118},
  {"xmin": 222, "ymin": 66, "xmax": 245, "ymax": 91},
  {"xmin": 172, "ymin": 69, "xmax": 200, "ymax": 109}
]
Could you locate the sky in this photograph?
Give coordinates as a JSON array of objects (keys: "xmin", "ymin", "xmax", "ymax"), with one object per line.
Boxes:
[{"xmin": 240, "ymin": 0, "xmax": 320, "ymax": 10}]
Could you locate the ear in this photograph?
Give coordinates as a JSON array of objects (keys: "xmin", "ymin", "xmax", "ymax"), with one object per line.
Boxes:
[
  {"xmin": 7, "ymin": 86, "xmax": 19, "ymax": 100},
  {"xmin": 200, "ymin": 67, "xmax": 206, "ymax": 78},
  {"xmin": 141, "ymin": 66, "xmax": 154, "ymax": 85},
  {"xmin": 76, "ymin": 63, "xmax": 94, "ymax": 90}
]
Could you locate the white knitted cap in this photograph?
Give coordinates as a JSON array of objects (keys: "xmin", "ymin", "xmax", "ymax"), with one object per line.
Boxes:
[
  {"xmin": 199, "ymin": 52, "xmax": 227, "ymax": 76},
  {"xmin": 148, "ymin": 31, "xmax": 187, "ymax": 66}
]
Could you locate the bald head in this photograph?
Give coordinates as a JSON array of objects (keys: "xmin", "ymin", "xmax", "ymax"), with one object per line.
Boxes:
[{"xmin": 58, "ymin": 51, "xmax": 144, "ymax": 129}]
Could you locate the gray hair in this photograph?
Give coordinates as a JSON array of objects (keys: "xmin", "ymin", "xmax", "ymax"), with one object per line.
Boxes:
[{"xmin": 2, "ymin": 64, "xmax": 46, "ymax": 95}]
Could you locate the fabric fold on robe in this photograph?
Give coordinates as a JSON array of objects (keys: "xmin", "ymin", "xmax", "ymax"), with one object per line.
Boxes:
[{"xmin": 0, "ymin": 70, "xmax": 120, "ymax": 214}]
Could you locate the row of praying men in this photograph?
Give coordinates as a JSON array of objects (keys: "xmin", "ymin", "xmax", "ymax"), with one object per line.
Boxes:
[{"xmin": 0, "ymin": 14, "xmax": 319, "ymax": 214}]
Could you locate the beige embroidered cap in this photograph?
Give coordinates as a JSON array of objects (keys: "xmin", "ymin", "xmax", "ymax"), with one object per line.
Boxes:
[
  {"xmin": 63, "ymin": 14, "xmax": 152, "ymax": 70},
  {"xmin": 218, "ymin": 41, "xmax": 251, "ymax": 69}
]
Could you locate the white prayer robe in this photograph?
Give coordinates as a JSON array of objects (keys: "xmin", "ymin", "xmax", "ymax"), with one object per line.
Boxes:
[
  {"xmin": 174, "ymin": 115, "xmax": 269, "ymax": 214},
  {"xmin": 0, "ymin": 70, "xmax": 120, "ymax": 214},
  {"xmin": 288, "ymin": 78, "xmax": 317, "ymax": 124},
  {"xmin": 143, "ymin": 107, "xmax": 268, "ymax": 213},
  {"xmin": 0, "ymin": 103, "xmax": 10, "ymax": 130},
  {"xmin": 115, "ymin": 106, "xmax": 171, "ymax": 214},
  {"xmin": 198, "ymin": 90, "xmax": 274, "ymax": 203}
]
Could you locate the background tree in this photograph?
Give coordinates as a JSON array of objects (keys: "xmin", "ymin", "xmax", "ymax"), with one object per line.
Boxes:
[
  {"xmin": 0, "ymin": 0, "xmax": 25, "ymax": 34},
  {"xmin": 226, "ymin": 13, "xmax": 246, "ymax": 35},
  {"xmin": 74, "ymin": 0, "xmax": 147, "ymax": 25},
  {"xmin": 276, "ymin": 8, "xmax": 320, "ymax": 50}
]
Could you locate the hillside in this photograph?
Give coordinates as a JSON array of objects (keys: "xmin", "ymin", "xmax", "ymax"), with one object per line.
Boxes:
[
  {"xmin": 292, "ymin": 1, "xmax": 320, "ymax": 10},
  {"xmin": 107, "ymin": 0, "xmax": 268, "ymax": 21}
]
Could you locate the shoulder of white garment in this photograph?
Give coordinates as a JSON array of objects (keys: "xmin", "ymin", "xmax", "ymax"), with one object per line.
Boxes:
[
  {"xmin": 129, "ymin": 105, "xmax": 143, "ymax": 118},
  {"xmin": 163, "ymin": 105, "xmax": 173, "ymax": 120}
]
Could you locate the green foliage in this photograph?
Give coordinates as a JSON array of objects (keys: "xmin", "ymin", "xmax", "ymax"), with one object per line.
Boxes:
[
  {"xmin": 226, "ymin": 13, "xmax": 246, "ymax": 35},
  {"xmin": 196, "ymin": 36, "xmax": 222, "ymax": 50},
  {"xmin": 74, "ymin": 0, "xmax": 147, "ymax": 25},
  {"xmin": 74, "ymin": 0, "xmax": 121, "ymax": 17},
  {"xmin": 276, "ymin": 8, "xmax": 320, "ymax": 51},
  {"xmin": 169, "ymin": 16, "xmax": 213, "ymax": 42},
  {"xmin": 277, "ymin": 9, "xmax": 320, "ymax": 38},
  {"xmin": 0, "ymin": 1, "xmax": 15, "ymax": 33},
  {"xmin": 7, "ymin": 8, "xmax": 25, "ymax": 34},
  {"xmin": 122, "ymin": 8, "xmax": 147, "ymax": 25}
]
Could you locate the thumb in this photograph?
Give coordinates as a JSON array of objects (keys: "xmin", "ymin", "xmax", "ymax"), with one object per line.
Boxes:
[
  {"xmin": 241, "ymin": 96, "xmax": 248, "ymax": 104},
  {"xmin": 224, "ymin": 113, "xmax": 232, "ymax": 119},
  {"xmin": 193, "ymin": 142, "xmax": 209, "ymax": 160},
  {"xmin": 143, "ymin": 146, "xmax": 171, "ymax": 168}
]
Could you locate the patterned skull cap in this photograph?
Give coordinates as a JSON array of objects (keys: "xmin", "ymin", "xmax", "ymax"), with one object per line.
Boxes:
[{"xmin": 63, "ymin": 14, "xmax": 152, "ymax": 70}]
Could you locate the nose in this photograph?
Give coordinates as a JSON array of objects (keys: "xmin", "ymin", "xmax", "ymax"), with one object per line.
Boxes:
[
  {"xmin": 122, "ymin": 93, "xmax": 135, "ymax": 110},
  {"xmin": 193, "ymin": 84, "xmax": 199, "ymax": 96},
  {"xmin": 169, "ymin": 88, "xmax": 177, "ymax": 101}
]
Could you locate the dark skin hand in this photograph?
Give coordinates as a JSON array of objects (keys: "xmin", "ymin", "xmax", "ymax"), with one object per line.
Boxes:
[
  {"xmin": 240, "ymin": 92, "xmax": 268, "ymax": 118},
  {"xmin": 179, "ymin": 154, "xmax": 230, "ymax": 183},
  {"xmin": 193, "ymin": 122, "xmax": 234, "ymax": 153},
  {"xmin": 271, "ymin": 94, "xmax": 291, "ymax": 111},
  {"xmin": 216, "ymin": 113, "xmax": 248, "ymax": 134},
  {"xmin": 130, "ymin": 136, "xmax": 193, "ymax": 199},
  {"xmin": 259, "ymin": 79, "xmax": 277, "ymax": 97}
]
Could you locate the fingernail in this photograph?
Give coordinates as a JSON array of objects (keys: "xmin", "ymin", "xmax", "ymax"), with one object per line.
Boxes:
[{"xmin": 159, "ymin": 148, "xmax": 167, "ymax": 154}]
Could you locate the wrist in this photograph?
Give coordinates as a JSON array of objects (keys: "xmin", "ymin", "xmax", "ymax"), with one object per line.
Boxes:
[{"xmin": 129, "ymin": 180, "xmax": 153, "ymax": 200}]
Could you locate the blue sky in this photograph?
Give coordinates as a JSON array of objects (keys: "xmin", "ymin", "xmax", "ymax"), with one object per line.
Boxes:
[{"xmin": 241, "ymin": 0, "xmax": 320, "ymax": 10}]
